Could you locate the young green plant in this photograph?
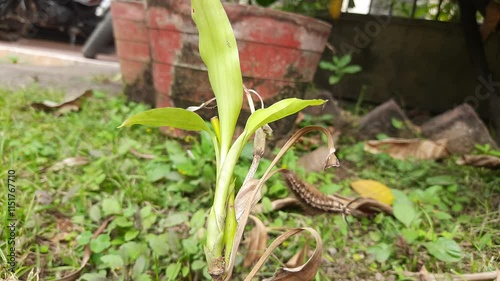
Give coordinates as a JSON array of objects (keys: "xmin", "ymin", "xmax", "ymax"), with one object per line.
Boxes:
[
  {"xmin": 119, "ymin": 0, "xmax": 326, "ymax": 279},
  {"xmin": 319, "ymin": 54, "xmax": 362, "ymax": 85}
]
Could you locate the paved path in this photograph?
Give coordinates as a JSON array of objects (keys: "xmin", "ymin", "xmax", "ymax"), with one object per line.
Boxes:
[{"xmin": 0, "ymin": 39, "xmax": 122, "ymax": 98}]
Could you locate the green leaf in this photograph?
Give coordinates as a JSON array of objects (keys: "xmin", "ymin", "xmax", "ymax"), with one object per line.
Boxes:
[
  {"xmin": 146, "ymin": 164, "xmax": 171, "ymax": 182},
  {"xmin": 132, "ymin": 256, "xmax": 147, "ymax": 277},
  {"xmin": 142, "ymin": 214, "xmax": 157, "ymax": 231},
  {"xmin": 426, "ymin": 175, "xmax": 457, "ymax": 186},
  {"xmin": 136, "ymin": 274, "xmax": 152, "ymax": 281},
  {"xmin": 262, "ymin": 197, "xmax": 273, "ymax": 213},
  {"xmin": 342, "ymin": 65, "xmax": 362, "ymax": 74},
  {"xmin": 319, "ymin": 61, "xmax": 337, "ymax": 71},
  {"xmin": 336, "ymin": 55, "xmax": 352, "ymax": 67},
  {"xmin": 165, "ymin": 212, "xmax": 189, "ymax": 227},
  {"xmin": 100, "ymin": 254, "xmax": 124, "ymax": 269},
  {"xmin": 125, "ymin": 229, "xmax": 140, "ymax": 241},
  {"xmin": 192, "ymin": 0, "xmax": 242, "ymax": 157},
  {"xmin": 114, "ymin": 216, "xmax": 133, "ymax": 228},
  {"xmin": 182, "ymin": 237, "xmax": 200, "ymax": 255},
  {"xmin": 392, "ymin": 190, "xmax": 418, "ymax": 228},
  {"xmin": 190, "ymin": 209, "xmax": 206, "ymax": 231},
  {"xmin": 102, "ymin": 198, "xmax": 122, "ymax": 216},
  {"xmin": 140, "ymin": 206, "xmax": 152, "ymax": 219},
  {"xmin": 119, "ymin": 108, "xmax": 211, "ymax": 133},
  {"xmin": 77, "ymin": 231, "xmax": 93, "ymax": 246},
  {"xmin": 191, "ymin": 260, "xmax": 205, "ymax": 271},
  {"xmin": 367, "ymin": 243, "xmax": 392, "ymax": 263},
  {"xmin": 90, "ymin": 234, "xmax": 111, "ymax": 253},
  {"xmin": 328, "ymin": 75, "xmax": 342, "ymax": 85},
  {"xmin": 120, "ymin": 241, "xmax": 146, "ymax": 261},
  {"xmin": 89, "ymin": 205, "xmax": 101, "ymax": 222},
  {"xmin": 147, "ymin": 234, "xmax": 170, "ymax": 256},
  {"xmin": 79, "ymin": 271, "xmax": 107, "ymax": 281},
  {"xmin": 166, "ymin": 263, "xmax": 182, "ymax": 281},
  {"xmin": 401, "ymin": 228, "xmax": 419, "ymax": 244},
  {"xmin": 424, "ymin": 237, "xmax": 462, "ymax": 262},
  {"xmin": 244, "ymin": 98, "xmax": 325, "ymax": 140},
  {"xmin": 391, "ymin": 117, "xmax": 403, "ymax": 129}
]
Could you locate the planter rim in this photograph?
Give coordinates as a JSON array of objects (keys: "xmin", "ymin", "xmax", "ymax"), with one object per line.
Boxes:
[
  {"xmin": 145, "ymin": 1, "xmax": 331, "ymax": 33},
  {"xmin": 223, "ymin": 3, "xmax": 332, "ymax": 33}
]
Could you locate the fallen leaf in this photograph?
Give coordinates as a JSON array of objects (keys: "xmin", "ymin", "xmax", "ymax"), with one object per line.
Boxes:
[
  {"xmin": 30, "ymin": 90, "xmax": 93, "ymax": 115},
  {"xmin": 456, "ymin": 155, "xmax": 500, "ymax": 169},
  {"xmin": 243, "ymin": 216, "xmax": 268, "ymax": 267},
  {"xmin": 46, "ymin": 156, "xmax": 89, "ymax": 172},
  {"xmin": 244, "ymin": 227, "xmax": 323, "ymax": 281},
  {"xmin": 418, "ymin": 266, "xmax": 433, "ymax": 281},
  {"xmin": 253, "ymin": 197, "xmax": 301, "ymax": 214},
  {"xmin": 350, "ymin": 179, "xmax": 395, "ymax": 205},
  {"xmin": 364, "ymin": 138, "xmax": 449, "ymax": 160},
  {"xmin": 297, "ymin": 146, "xmax": 331, "ymax": 173},
  {"xmin": 129, "ymin": 148, "xmax": 157, "ymax": 159},
  {"xmin": 481, "ymin": 1, "xmax": 500, "ymax": 41}
]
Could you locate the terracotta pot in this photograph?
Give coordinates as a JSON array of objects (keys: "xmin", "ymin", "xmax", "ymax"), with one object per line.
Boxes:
[
  {"xmin": 112, "ymin": 1, "xmax": 331, "ymax": 135},
  {"xmin": 111, "ymin": 0, "xmax": 155, "ymax": 105}
]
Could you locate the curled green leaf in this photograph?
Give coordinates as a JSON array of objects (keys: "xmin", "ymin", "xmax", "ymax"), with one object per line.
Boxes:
[{"xmin": 244, "ymin": 98, "xmax": 326, "ymax": 141}]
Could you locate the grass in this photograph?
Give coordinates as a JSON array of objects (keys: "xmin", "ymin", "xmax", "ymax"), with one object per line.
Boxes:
[{"xmin": 0, "ymin": 86, "xmax": 498, "ymax": 280}]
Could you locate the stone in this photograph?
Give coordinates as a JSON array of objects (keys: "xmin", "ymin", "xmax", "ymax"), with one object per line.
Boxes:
[
  {"xmin": 356, "ymin": 99, "xmax": 418, "ymax": 139},
  {"xmin": 421, "ymin": 104, "xmax": 497, "ymax": 155}
]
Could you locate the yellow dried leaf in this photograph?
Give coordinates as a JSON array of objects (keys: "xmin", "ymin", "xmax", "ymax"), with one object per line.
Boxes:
[{"xmin": 350, "ymin": 180, "xmax": 395, "ymax": 205}]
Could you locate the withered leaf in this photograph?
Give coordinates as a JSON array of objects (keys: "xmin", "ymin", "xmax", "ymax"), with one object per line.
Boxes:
[
  {"xmin": 235, "ymin": 179, "xmax": 261, "ymax": 223},
  {"xmin": 245, "ymin": 227, "xmax": 323, "ymax": 281},
  {"xmin": 253, "ymin": 197, "xmax": 301, "ymax": 214},
  {"xmin": 456, "ymin": 155, "xmax": 500, "ymax": 169},
  {"xmin": 350, "ymin": 179, "xmax": 395, "ymax": 205},
  {"xmin": 129, "ymin": 148, "xmax": 157, "ymax": 160},
  {"xmin": 364, "ymin": 138, "xmax": 449, "ymax": 160},
  {"xmin": 297, "ymin": 146, "xmax": 332, "ymax": 173},
  {"xmin": 243, "ymin": 215, "xmax": 268, "ymax": 267},
  {"xmin": 30, "ymin": 90, "xmax": 92, "ymax": 115},
  {"xmin": 46, "ymin": 156, "xmax": 89, "ymax": 172}
]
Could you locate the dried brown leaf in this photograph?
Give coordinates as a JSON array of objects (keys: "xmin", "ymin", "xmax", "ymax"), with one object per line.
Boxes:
[
  {"xmin": 244, "ymin": 227, "xmax": 323, "ymax": 281},
  {"xmin": 253, "ymin": 197, "xmax": 301, "ymax": 214},
  {"xmin": 46, "ymin": 156, "xmax": 89, "ymax": 172},
  {"xmin": 235, "ymin": 179, "xmax": 261, "ymax": 223},
  {"xmin": 243, "ymin": 215, "xmax": 268, "ymax": 267},
  {"xmin": 30, "ymin": 90, "xmax": 93, "ymax": 115},
  {"xmin": 129, "ymin": 148, "xmax": 157, "ymax": 159},
  {"xmin": 456, "ymin": 154, "xmax": 500, "ymax": 169},
  {"xmin": 297, "ymin": 146, "xmax": 331, "ymax": 173},
  {"xmin": 226, "ymin": 126, "xmax": 338, "ymax": 280},
  {"xmin": 364, "ymin": 138, "xmax": 449, "ymax": 160}
]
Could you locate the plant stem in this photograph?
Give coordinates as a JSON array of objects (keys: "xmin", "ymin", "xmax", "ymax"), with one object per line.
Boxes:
[{"xmin": 205, "ymin": 134, "xmax": 246, "ymax": 277}]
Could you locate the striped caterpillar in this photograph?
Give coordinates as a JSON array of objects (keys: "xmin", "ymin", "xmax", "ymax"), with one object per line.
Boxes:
[{"xmin": 279, "ymin": 169, "xmax": 352, "ymax": 215}]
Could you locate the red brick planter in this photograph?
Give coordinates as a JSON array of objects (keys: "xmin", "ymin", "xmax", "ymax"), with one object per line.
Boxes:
[{"xmin": 112, "ymin": 0, "xmax": 331, "ymax": 134}]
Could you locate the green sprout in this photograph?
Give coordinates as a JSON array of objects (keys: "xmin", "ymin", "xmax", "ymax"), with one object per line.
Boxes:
[{"xmin": 319, "ymin": 54, "xmax": 362, "ymax": 85}]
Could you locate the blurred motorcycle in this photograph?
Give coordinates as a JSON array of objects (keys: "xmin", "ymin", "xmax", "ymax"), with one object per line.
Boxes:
[
  {"xmin": 81, "ymin": 0, "xmax": 113, "ymax": 59},
  {"xmin": 0, "ymin": 0, "xmax": 101, "ymax": 43}
]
